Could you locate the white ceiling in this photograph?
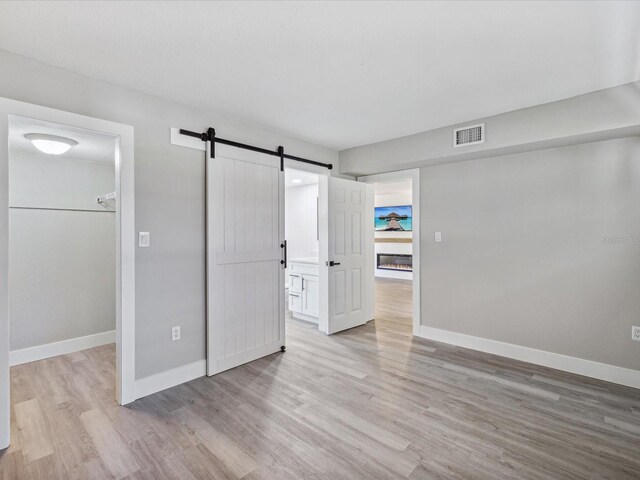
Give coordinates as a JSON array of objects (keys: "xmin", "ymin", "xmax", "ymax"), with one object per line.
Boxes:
[
  {"xmin": 285, "ymin": 168, "xmax": 318, "ymax": 189},
  {"xmin": 9, "ymin": 115, "xmax": 116, "ymax": 163},
  {"xmin": 0, "ymin": 1, "xmax": 638, "ymax": 151}
]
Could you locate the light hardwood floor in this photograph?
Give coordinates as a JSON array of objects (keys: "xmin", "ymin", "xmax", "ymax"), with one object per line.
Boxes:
[{"xmin": 2, "ymin": 277, "xmax": 640, "ymax": 479}]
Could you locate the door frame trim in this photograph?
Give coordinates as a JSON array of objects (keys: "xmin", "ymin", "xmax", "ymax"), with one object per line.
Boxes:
[
  {"xmin": 357, "ymin": 169, "xmax": 421, "ymax": 336},
  {"xmin": 0, "ymin": 98, "xmax": 136, "ymax": 448}
]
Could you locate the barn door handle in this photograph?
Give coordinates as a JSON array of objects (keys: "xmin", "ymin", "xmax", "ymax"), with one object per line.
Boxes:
[
  {"xmin": 280, "ymin": 240, "xmax": 287, "ymax": 269},
  {"xmin": 328, "ymin": 261, "xmax": 341, "ymax": 267}
]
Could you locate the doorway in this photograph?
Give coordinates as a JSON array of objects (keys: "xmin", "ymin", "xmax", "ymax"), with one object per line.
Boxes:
[
  {"xmin": 358, "ymin": 169, "xmax": 421, "ymax": 337},
  {"xmin": 284, "ymin": 168, "xmax": 375, "ymax": 336},
  {"xmin": 0, "ymin": 99, "xmax": 135, "ymax": 449},
  {"xmin": 284, "ymin": 168, "xmax": 321, "ymax": 328}
]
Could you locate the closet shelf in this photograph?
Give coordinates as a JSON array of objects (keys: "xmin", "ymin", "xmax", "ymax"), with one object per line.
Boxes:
[{"xmin": 96, "ymin": 191, "xmax": 116, "ymax": 203}]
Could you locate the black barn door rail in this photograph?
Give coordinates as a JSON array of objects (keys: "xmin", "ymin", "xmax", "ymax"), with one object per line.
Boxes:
[{"xmin": 179, "ymin": 128, "xmax": 333, "ymax": 171}]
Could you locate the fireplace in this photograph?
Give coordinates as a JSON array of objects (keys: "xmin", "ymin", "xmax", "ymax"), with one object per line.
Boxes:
[{"xmin": 377, "ymin": 253, "xmax": 412, "ymax": 272}]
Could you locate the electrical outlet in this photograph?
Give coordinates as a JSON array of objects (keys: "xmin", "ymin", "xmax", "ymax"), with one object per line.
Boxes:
[
  {"xmin": 172, "ymin": 326, "xmax": 181, "ymax": 341},
  {"xmin": 632, "ymin": 326, "xmax": 640, "ymax": 342}
]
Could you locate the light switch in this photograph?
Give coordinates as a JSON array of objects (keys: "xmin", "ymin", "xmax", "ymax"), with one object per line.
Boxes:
[
  {"xmin": 139, "ymin": 232, "xmax": 150, "ymax": 248},
  {"xmin": 434, "ymin": 232, "xmax": 442, "ymax": 243}
]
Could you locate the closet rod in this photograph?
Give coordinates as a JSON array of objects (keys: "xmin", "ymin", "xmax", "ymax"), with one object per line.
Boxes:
[
  {"xmin": 10, "ymin": 206, "xmax": 115, "ymax": 213},
  {"xmin": 179, "ymin": 128, "xmax": 333, "ymax": 170}
]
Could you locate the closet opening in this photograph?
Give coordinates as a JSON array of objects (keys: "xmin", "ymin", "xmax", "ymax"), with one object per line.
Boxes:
[
  {"xmin": 8, "ymin": 116, "xmax": 118, "ymax": 396},
  {"xmin": 1, "ymin": 100, "xmax": 135, "ymax": 447}
]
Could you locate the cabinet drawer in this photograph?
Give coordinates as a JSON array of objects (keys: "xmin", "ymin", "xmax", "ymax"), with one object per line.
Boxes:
[
  {"xmin": 289, "ymin": 274, "xmax": 303, "ymax": 293},
  {"xmin": 288, "ymin": 293, "xmax": 302, "ymax": 313}
]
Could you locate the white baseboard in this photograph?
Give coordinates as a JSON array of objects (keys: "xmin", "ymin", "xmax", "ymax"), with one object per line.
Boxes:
[
  {"xmin": 10, "ymin": 330, "xmax": 116, "ymax": 366},
  {"xmin": 135, "ymin": 359, "xmax": 206, "ymax": 400},
  {"xmin": 418, "ymin": 326, "xmax": 640, "ymax": 390}
]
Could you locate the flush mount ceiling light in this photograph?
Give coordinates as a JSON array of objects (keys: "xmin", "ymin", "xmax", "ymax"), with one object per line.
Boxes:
[{"xmin": 25, "ymin": 133, "xmax": 78, "ymax": 155}]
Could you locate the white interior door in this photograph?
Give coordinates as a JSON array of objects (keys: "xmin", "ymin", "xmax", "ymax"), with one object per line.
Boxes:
[
  {"xmin": 206, "ymin": 144, "xmax": 285, "ymax": 375},
  {"xmin": 320, "ymin": 176, "xmax": 374, "ymax": 334}
]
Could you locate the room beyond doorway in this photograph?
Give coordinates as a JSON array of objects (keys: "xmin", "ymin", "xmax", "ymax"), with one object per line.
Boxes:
[
  {"xmin": 358, "ymin": 169, "xmax": 421, "ymax": 337},
  {"xmin": 372, "ymin": 177, "xmax": 414, "ymax": 335},
  {"xmin": 374, "ymin": 277, "xmax": 412, "ymax": 334},
  {"xmin": 284, "ymin": 168, "xmax": 321, "ymax": 328}
]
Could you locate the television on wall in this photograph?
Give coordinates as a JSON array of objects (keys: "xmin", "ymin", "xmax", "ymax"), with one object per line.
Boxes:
[{"xmin": 375, "ymin": 205, "xmax": 412, "ymax": 231}]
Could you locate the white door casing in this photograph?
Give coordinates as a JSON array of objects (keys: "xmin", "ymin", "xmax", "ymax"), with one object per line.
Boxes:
[
  {"xmin": 206, "ymin": 143, "xmax": 285, "ymax": 375},
  {"xmin": 319, "ymin": 176, "xmax": 374, "ymax": 334}
]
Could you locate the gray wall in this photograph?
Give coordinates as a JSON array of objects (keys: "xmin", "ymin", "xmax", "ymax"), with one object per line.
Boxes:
[
  {"xmin": 10, "ymin": 210, "xmax": 116, "ymax": 350},
  {"xmin": 341, "ymin": 82, "xmax": 640, "ymax": 176},
  {"xmin": 9, "ymin": 148, "xmax": 116, "ymax": 351},
  {"xmin": 421, "ymin": 137, "xmax": 640, "ymax": 371},
  {"xmin": 0, "ymin": 49, "xmax": 338, "ymax": 379},
  {"xmin": 10, "ymin": 151, "xmax": 116, "ymax": 212},
  {"xmin": 341, "ymin": 83, "xmax": 640, "ymax": 372}
]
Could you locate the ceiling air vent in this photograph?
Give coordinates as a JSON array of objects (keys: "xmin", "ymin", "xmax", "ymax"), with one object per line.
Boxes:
[{"xmin": 453, "ymin": 123, "xmax": 484, "ymax": 148}]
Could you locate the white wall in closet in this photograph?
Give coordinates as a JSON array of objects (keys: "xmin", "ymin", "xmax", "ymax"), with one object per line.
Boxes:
[{"xmin": 9, "ymin": 118, "xmax": 116, "ymax": 356}]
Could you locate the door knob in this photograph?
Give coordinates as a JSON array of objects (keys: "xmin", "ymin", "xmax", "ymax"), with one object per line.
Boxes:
[{"xmin": 328, "ymin": 261, "xmax": 341, "ymax": 267}]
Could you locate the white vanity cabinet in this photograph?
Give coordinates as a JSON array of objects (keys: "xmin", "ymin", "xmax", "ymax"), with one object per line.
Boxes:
[
  {"xmin": 301, "ymin": 274, "xmax": 319, "ymax": 317},
  {"xmin": 288, "ymin": 258, "xmax": 319, "ymax": 323}
]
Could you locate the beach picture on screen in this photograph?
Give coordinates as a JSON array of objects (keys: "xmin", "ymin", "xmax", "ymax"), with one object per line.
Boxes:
[{"xmin": 375, "ymin": 205, "xmax": 412, "ymax": 231}]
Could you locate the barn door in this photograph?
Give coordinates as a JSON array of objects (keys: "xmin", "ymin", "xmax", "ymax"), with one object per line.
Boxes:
[{"xmin": 206, "ymin": 143, "xmax": 285, "ymax": 375}]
